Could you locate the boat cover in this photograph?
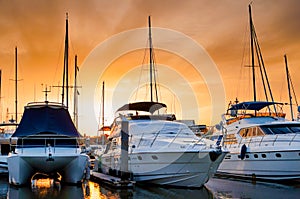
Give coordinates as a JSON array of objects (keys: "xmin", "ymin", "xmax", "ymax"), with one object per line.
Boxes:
[
  {"xmin": 12, "ymin": 104, "xmax": 80, "ymax": 137},
  {"xmin": 229, "ymin": 101, "xmax": 283, "ymax": 111},
  {"xmin": 117, "ymin": 101, "xmax": 167, "ymax": 114}
]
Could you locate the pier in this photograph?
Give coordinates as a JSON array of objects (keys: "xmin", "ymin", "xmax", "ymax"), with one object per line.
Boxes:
[{"xmin": 90, "ymin": 171, "xmax": 135, "ymax": 189}]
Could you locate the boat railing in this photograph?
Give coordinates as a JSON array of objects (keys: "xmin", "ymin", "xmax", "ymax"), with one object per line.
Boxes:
[
  {"xmin": 11, "ymin": 137, "xmax": 86, "ymax": 154},
  {"xmin": 234, "ymin": 134, "xmax": 300, "ymax": 147}
]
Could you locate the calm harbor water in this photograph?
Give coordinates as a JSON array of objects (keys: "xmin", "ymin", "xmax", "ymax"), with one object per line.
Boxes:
[{"xmin": 0, "ymin": 176, "xmax": 299, "ymax": 199}]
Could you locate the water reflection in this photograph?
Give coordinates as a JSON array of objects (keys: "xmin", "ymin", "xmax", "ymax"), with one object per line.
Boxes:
[
  {"xmin": 206, "ymin": 178, "xmax": 300, "ymax": 199},
  {"xmin": 0, "ymin": 177, "xmax": 299, "ymax": 199},
  {"xmin": 8, "ymin": 182, "xmax": 84, "ymax": 199}
]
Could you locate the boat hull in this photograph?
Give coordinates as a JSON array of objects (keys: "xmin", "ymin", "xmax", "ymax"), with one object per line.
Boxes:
[
  {"xmin": 8, "ymin": 151, "xmax": 89, "ymax": 186},
  {"xmin": 101, "ymin": 150, "xmax": 226, "ymax": 187},
  {"xmin": 217, "ymin": 150, "xmax": 300, "ymax": 180}
]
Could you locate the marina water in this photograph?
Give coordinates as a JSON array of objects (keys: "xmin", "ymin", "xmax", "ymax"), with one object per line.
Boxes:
[{"xmin": 0, "ymin": 177, "xmax": 299, "ymax": 199}]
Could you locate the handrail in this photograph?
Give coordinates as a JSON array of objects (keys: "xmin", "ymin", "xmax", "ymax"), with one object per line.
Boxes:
[
  {"xmin": 289, "ymin": 134, "xmax": 298, "ymax": 146},
  {"xmin": 150, "ymin": 131, "xmax": 160, "ymax": 147},
  {"xmin": 227, "ymin": 134, "xmax": 300, "ymax": 148},
  {"xmin": 12, "ymin": 137, "xmax": 85, "ymax": 154},
  {"xmin": 168, "ymin": 129, "xmax": 183, "ymax": 147}
]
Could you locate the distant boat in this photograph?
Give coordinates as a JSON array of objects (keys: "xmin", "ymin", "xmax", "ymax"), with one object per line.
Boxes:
[
  {"xmin": 0, "ymin": 58, "xmax": 19, "ymax": 175},
  {"xmin": 98, "ymin": 16, "xmax": 228, "ymax": 188},
  {"xmin": 7, "ymin": 14, "xmax": 89, "ymax": 186},
  {"xmin": 209, "ymin": 4, "xmax": 300, "ymax": 181}
]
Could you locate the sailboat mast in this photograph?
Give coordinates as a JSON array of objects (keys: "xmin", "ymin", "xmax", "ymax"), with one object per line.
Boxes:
[
  {"xmin": 73, "ymin": 55, "xmax": 78, "ymax": 127},
  {"xmin": 15, "ymin": 47, "xmax": 18, "ymax": 123},
  {"xmin": 62, "ymin": 13, "xmax": 69, "ymax": 107},
  {"xmin": 284, "ymin": 54, "xmax": 294, "ymax": 120},
  {"xmin": 102, "ymin": 81, "xmax": 105, "ymax": 128},
  {"xmin": 0, "ymin": 70, "xmax": 2, "ymax": 122},
  {"xmin": 65, "ymin": 13, "xmax": 69, "ymax": 107},
  {"xmin": 249, "ymin": 4, "xmax": 256, "ymax": 102},
  {"xmin": 148, "ymin": 16, "xmax": 153, "ymax": 102}
]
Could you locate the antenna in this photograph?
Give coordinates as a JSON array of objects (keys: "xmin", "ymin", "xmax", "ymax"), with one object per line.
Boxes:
[{"xmin": 42, "ymin": 84, "xmax": 51, "ymax": 102}]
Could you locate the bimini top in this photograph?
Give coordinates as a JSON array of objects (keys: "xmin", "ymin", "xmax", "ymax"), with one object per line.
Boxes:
[
  {"xmin": 12, "ymin": 102, "xmax": 80, "ymax": 138},
  {"xmin": 117, "ymin": 102, "xmax": 167, "ymax": 114},
  {"xmin": 228, "ymin": 101, "xmax": 283, "ymax": 111}
]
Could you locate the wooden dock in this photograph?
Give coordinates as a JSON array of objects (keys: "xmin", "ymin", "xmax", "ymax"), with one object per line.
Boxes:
[{"xmin": 90, "ymin": 171, "xmax": 135, "ymax": 189}]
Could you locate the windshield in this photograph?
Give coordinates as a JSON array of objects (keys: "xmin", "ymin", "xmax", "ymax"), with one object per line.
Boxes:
[{"xmin": 260, "ymin": 124, "xmax": 300, "ymax": 135}]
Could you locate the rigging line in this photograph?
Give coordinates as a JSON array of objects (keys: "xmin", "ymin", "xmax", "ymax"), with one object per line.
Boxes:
[
  {"xmin": 254, "ymin": 38, "xmax": 269, "ymax": 102},
  {"xmin": 252, "ymin": 22, "xmax": 276, "ymax": 113},
  {"xmin": 254, "ymin": 30, "xmax": 276, "ymax": 102},
  {"xmin": 237, "ymin": 10, "xmax": 250, "ymax": 99},
  {"xmin": 135, "ymin": 40, "xmax": 149, "ymax": 101},
  {"xmin": 288, "ymin": 69, "xmax": 298, "ymax": 106},
  {"xmin": 151, "ymin": 45, "xmax": 159, "ymax": 102}
]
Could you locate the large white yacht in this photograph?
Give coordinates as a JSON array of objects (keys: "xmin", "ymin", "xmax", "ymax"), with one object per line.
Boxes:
[
  {"xmin": 211, "ymin": 101, "xmax": 300, "ymax": 180},
  {"xmin": 209, "ymin": 4, "xmax": 300, "ymax": 181},
  {"xmin": 99, "ymin": 101, "xmax": 227, "ymax": 188},
  {"xmin": 7, "ymin": 102, "xmax": 89, "ymax": 186}
]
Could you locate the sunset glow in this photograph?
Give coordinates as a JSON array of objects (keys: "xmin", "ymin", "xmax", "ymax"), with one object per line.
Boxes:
[{"xmin": 0, "ymin": 0, "xmax": 299, "ymax": 135}]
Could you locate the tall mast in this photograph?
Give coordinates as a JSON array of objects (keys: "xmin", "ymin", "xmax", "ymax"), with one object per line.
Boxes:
[
  {"xmin": 249, "ymin": 4, "xmax": 256, "ymax": 102},
  {"xmin": 62, "ymin": 13, "xmax": 69, "ymax": 107},
  {"xmin": 73, "ymin": 55, "xmax": 78, "ymax": 127},
  {"xmin": 148, "ymin": 16, "xmax": 153, "ymax": 102},
  {"xmin": 284, "ymin": 54, "xmax": 294, "ymax": 120},
  {"xmin": 15, "ymin": 47, "xmax": 18, "ymax": 123},
  {"xmin": 102, "ymin": 81, "xmax": 105, "ymax": 128},
  {"xmin": 0, "ymin": 69, "xmax": 2, "ymax": 122}
]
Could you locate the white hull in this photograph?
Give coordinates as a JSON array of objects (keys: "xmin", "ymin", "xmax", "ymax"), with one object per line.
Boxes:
[
  {"xmin": 218, "ymin": 149, "xmax": 300, "ymax": 180},
  {"xmin": 101, "ymin": 150, "xmax": 226, "ymax": 187},
  {"xmin": 8, "ymin": 148, "xmax": 89, "ymax": 186}
]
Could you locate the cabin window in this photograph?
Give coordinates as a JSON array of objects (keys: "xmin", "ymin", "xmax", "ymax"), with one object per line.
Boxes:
[
  {"xmin": 151, "ymin": 155, "xmax": 158, "ymax": 160},
  {"xmin": 261, "ymin": 154, "xmax": 266, "ymax": 158},
  {"xmin": 239, "ymin": 127, "xmax": 267, "ymax": 138},
  {"xmin": 254, "ymin": 154, "xmax": 258, "ymax": 158},
  {"xmin": 260, "ymin": 124, "xmax": 300, "ymax": 135},
  {"xmin": 256, "ymin": 127, "xmax": 265, "ymax": 136},
  {"xmin": 245, "ymin": 155, "xmax": 249, "ymax": 158},
  {"xmin": 275, "ymin": 153, "xmax": 281, "ymax": 158},
  {"xmin": 137, "ymin": 156, "xmax": 142, "ymax": 160}
]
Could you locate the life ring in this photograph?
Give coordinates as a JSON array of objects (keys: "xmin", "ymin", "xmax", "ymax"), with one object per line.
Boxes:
[{"xmin": 240, "ymin": 144, "xmax": 247, "ymax": 160}]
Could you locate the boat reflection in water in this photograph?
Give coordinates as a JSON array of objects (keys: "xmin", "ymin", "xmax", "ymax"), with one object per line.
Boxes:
[
  {"xmin": 1, "ymin": 177, "xmax": 300, "ymax": 199},
  {"xmin": 5, "ymin": 179, "xmax": 213, "ymax": 199}
]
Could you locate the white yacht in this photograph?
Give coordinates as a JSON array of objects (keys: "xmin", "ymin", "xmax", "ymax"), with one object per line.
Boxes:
[
  {"xmin": 211, "ymin": 101, "xmax": 300, "ymax": 180},
  {"xmin": 7, "ymin": 102, "xmax": 89, "ymax": 186},
  {"xmin": 209, "ymin": 4, "xmax": 300, "ymax": 181},
  {"xmin": 99, "ymin": 101, "xmax": 227, "ymax": 188}
]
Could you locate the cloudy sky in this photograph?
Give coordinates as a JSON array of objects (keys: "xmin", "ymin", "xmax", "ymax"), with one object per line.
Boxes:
[{"xmin": 0, "ymin": 0, "xmax": 299, "ymax": 135}]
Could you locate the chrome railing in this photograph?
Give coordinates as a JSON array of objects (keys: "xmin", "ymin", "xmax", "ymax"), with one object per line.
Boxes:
[{"xmin": 11, "ymin": 137, "xmax": 86, "ymax": 154}]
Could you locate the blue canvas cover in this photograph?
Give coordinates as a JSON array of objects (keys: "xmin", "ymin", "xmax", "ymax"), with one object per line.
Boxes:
[
  {"xmin": 229, "ymin": 101, "xmax": 283, "ymax": 111},
  {"xmin": 12, "ymin": 104, "xmax": 80, "ymax": 137}
]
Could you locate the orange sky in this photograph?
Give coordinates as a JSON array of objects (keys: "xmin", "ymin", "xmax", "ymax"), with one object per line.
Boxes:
[{"xmin": 0, "ymin": 0, "xmax": 300, "ymax": 135}]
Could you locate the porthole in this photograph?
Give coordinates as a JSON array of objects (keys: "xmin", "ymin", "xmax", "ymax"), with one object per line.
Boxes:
[
  {"xmin": 151, "ymin": 155, "xmax": 158, "ymax": 160},
  {"xmin": 261, "ymin": 154, "xmax": 266, "ymax": 158},
  {"xmin": 275, "ymin": 153, "xmax": 281, "ymax": 158},
  {"xmin": 246, "ymin": 155, "xmax": 249, "ymax": 158},
  {"xmin": 138, "ymin": 156, "xmax": 142, "ymax": 160},
  {"xmin": 254, "ymin": 154, "xmax": 258, "ymax": 158}
]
